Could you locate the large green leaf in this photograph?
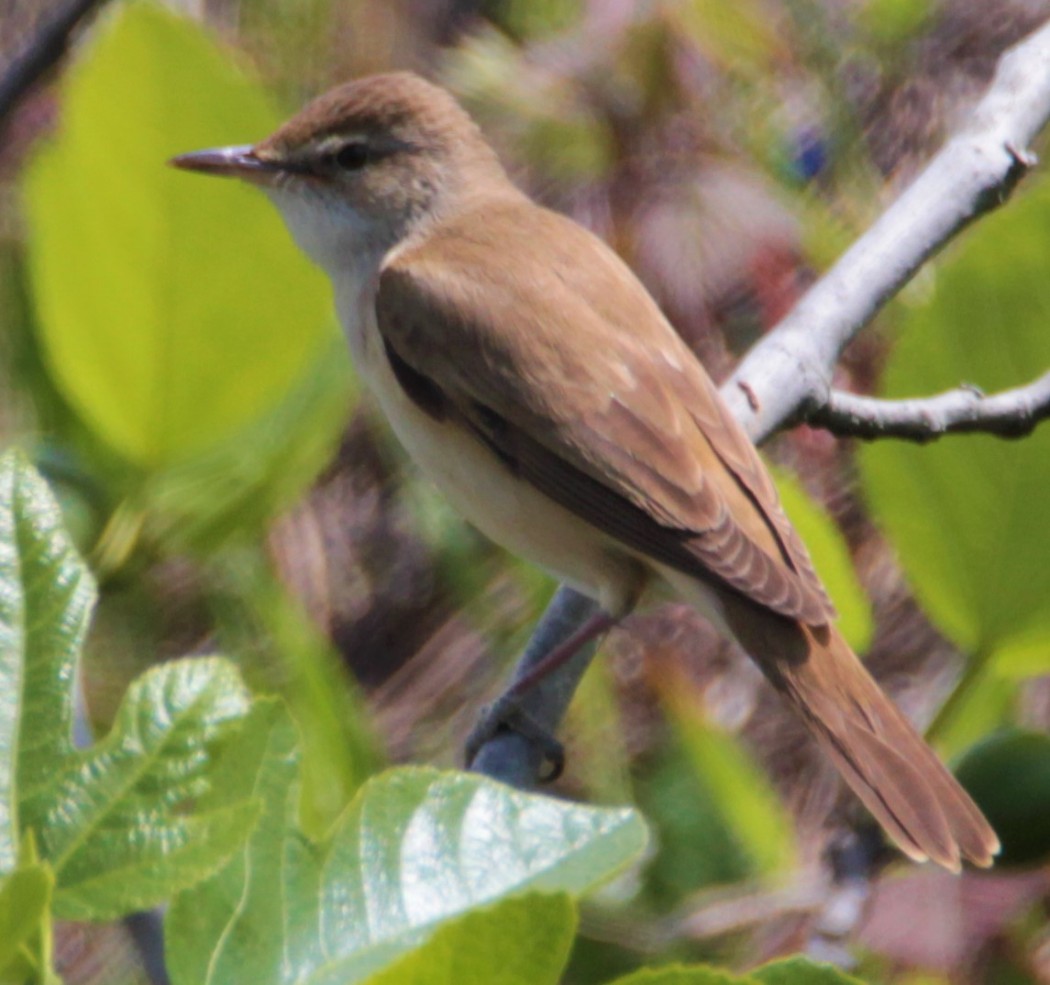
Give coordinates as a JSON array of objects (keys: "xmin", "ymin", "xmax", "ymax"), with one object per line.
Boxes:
[
  {"xmin": 142, "ymin": 333, "xmax": 353, "ymax": 552},
  {"xmin": 36, "ymin": 658, "xmax": 259, "ymax": 920},
  {"xmin": 23, "ymin": 1, "xmax": 332, "ymax": 468},
  {"xmin": 0, "ymin": 451, "xmax": 258, "ymax": 919},
  {"xmin": 0, "ymin": 450, "xmax": 95, "ymax": 875},
  {"xmin": 859, "ymin": 175, "xmax": 1050, "ymax": 666},
  {"xmin": 168, "ymin": 706, "xmax": 647, "ymax": 985}
]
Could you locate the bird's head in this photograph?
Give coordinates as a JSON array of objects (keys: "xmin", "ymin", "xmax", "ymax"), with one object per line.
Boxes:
[{"xmin": 171, "ymin": 72, "xmax": 506, "ymax": 270}]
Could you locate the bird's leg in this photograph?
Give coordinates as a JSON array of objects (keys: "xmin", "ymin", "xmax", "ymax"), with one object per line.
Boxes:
[
  {"xmin": 465, "ymin": 590, "xmax": 616, "ymax": 784},
  {"xmin": 504, "ymin": 609, "xmax": 618, "ymax": 700}
]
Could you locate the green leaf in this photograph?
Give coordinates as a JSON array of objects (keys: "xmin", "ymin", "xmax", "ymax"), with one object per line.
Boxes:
[
  {"xmin": 23, "ymin": 1, "xmax": 332, "ymax": 468},
  {"xmin": 0, "ymin": 862, "xmax": 54, "ymax": 983},
  {"xmin": 660, "ymin": 677, "xmax": 795, "ymax": 877},
  {"xmin": 39, "ymin": 658, "xmax": 259, "ymax": 920},
  {"xmin": 772, "ymin": 468, "xmax": 873, "ymax": 652},
  {"xmin": 858, "ymin": 0, "xmax": 932, "ymax": 44},
  {"xmin": 858, "ymin": 174, "xmax": 1050, "ymax": 666},
  {"xmin": 143, "ymin": 333, "xmax": 354, "ymax": 551},
  {"xmin": 363, "ymin": 894, "xmax": 576, "ymax": 985},
  {"xmin": 488, "ymin": 0, "xmax": 581, "ymax": 40},
  {"xmin": 165, "ymin": 699, "xmax": 300, "ymax": 985},
  {"xmin": 607, "ymin": 966, "xmax": 754, "ymax": 984},
  {"xmin": 753, "ymin": 957, "xmax": 868, "ymax": 984},
  {"xmin": 637, "ymin": 742, "xmax": 752, "ymax": 897},
  {"xmin": 927, "ymin": 663, "xmax": 1014, "ymax": 758},
  {"xmin": 0, "ymin": 450, "xmax": 96, "ymax": 875},
  {"xmin": 676, "ymin": 717, "xmax": 794, "ymax": 876},
  {"xmin": 674, "ymin": 0, "xmax": 785, "ymax": 75},
  {"xmin": 168, "ymin": 718, "xmax": 647, "ymax": 985},
  {"xmin": 0, "ymin": 450, "xmax": 257, "ymax": 919}
]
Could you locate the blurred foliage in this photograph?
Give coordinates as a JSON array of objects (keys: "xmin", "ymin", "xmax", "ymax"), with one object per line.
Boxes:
[
  {"xmin": 954, "ymin": 729, "xmax": 1050, "ymax": 866},
  {"xmin": 1, "ymin": 0, "xmax": 1050, "ymax": 983},
  {"xmin": 659, "ymin": 672, "xmax": 797, "ymax": 878},
  {"xmin": 20, "ymin": 2, "xmax": 352, "ymax": 571},
  {"xmin": 23, "ymin": 4, "xmax": 336, "ymax": 470},
  {"xmin": 859, "ymin": 172, "xmax": 1050, "ymax": 754},
  {"xmin": 858, "ymin": 0, "xmax": 935, "ymax": 45},
  {"xmin": 674, "ymin": 0, "xmax": 788, "ymax": 75}
]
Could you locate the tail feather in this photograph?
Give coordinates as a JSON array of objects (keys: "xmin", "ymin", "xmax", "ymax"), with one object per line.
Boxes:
[{"xmin": 721, "ymin": 599, "xmax": 1000, "ymax": 870}]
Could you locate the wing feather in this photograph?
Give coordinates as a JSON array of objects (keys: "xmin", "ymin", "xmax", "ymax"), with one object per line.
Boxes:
[{"xmin": 376, "ymin": 201, "xmax": 833, "ymax": 624}]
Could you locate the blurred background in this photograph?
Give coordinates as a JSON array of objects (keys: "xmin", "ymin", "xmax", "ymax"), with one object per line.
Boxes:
[{"xmin": 3, "ymin": 0, "xmax": 1050, "ymax": 981}]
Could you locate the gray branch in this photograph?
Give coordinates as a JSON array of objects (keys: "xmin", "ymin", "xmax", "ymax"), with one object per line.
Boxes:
[
  {"xmin": 811, "ymin": 371, "xmax": 1050, "ymax": 441},
  {"xmin": 724, "ymin": 18, "xmax": 1050, "ymax": 443},
  {"xmin": 470, "ymin": 18, "xmax": 1050, "ymax": 787}
]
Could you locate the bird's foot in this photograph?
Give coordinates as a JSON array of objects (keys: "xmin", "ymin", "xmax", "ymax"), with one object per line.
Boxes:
[{"xmin": 464, "ymin": 696, "xmax": 566, "ymax": 783}]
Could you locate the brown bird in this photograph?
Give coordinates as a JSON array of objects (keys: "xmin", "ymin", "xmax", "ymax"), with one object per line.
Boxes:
[{"xmin": 172, "ymin": 72, "xmax": 998, "ymax": 871}]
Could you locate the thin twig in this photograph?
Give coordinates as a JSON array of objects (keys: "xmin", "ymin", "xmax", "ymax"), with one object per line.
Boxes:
[{"xmin": 809, "ymin": 370, "xmax": 1050, "ymax": 441}]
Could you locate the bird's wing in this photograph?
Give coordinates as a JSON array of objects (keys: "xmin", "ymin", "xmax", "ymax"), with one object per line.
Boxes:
[{"xmin": 375, "ymin": 200, "xmax": 833, "ymax": 624}]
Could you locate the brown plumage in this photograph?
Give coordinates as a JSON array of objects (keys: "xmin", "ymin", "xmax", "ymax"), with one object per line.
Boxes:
[
  {"xmin": 173, "ymin": 71, "xmax": 1000, "ymax": 870},
  {"xmin": 376, "ymin": 199, "xmax": 996, "ymax": 870}
]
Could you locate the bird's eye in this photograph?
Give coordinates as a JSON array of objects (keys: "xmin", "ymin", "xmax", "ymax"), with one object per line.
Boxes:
[{"xmin": 332, "ymin": 141, "xmax": 371, "ymax": 171}]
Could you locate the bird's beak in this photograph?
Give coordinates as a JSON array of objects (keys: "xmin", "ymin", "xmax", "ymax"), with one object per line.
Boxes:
[{"xmin": 169, "ymin": 145, "xmax": 280, "ymax": 185}]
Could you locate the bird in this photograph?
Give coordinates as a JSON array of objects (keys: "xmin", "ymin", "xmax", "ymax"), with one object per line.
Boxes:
[{"xmin": 172, "ymin": 71, "xmax": 998, "ymax": 871}]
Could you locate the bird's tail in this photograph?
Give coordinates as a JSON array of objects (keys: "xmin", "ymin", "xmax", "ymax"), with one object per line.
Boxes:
[{"xmin": 721, "ymin": 600, "xmax": 999, "ymax": 871}]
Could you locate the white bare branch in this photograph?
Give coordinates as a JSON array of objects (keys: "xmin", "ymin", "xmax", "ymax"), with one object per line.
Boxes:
[{"xmin": 725, "ymin": 18, "xmax": 1050, "ymax": 444}]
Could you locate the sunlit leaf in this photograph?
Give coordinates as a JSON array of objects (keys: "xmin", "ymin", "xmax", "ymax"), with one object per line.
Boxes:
[
  {"xmin": 168, "ymin": 720, "xmax": 647, "ymax": 985},
  {"xmin": 0, "ymin": 451, "xmax": 257, "ymax": 920},
  {"xmin": 0, "ymin": 450, "xmax": 95, "ymax": 875},
  {"xmin": 24, "ymin": 1, "xmax": 331, "ymax": 468},
  {"xmin": 143, "ymin": 331, "xmax": 353, "ymax": 551},
  {"xmin": 39, "ymin": 659, "xmax": 259, "ymax": 920}
]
